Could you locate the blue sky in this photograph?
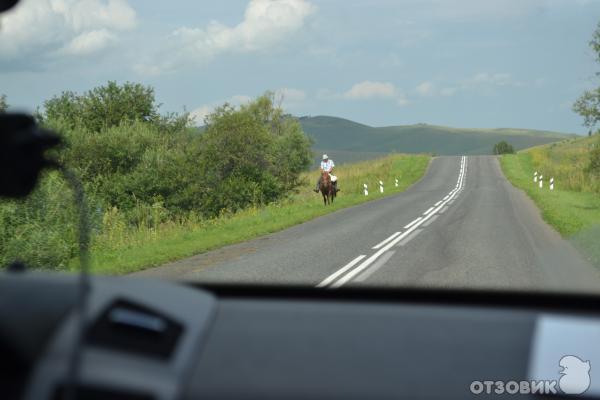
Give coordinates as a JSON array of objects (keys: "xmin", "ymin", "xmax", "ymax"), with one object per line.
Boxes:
[{"xmin": 0, "ymin": 0, "xmax": 598, "ymax": 133}]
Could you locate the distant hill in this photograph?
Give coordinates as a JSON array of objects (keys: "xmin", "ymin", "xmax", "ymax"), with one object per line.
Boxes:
[{"xmin": 299, "ymin": 115, "xmax": 577, "ymax": 164}]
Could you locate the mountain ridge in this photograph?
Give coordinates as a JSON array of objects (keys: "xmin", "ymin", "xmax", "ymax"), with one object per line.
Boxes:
[{"xmin": 299, "ymin": 115, "xmax": 576, "ymax": 163}]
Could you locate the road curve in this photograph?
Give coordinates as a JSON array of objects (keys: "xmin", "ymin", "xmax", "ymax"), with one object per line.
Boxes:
[{"xmin": 133, "ymin": 156, "xmax": 600, "ymax": 293}]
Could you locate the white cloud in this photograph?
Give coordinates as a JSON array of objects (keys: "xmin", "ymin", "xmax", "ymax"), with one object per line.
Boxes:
[
  {"xmin": 465, "ymin": 72, "xmax": 513, "ymax": 86},
  {"xmin": 396, "ymin": 95, "xmax": 410, "ymax": 107},
  {"xmin": 136, "ymin": 0, "xmax": 316, "ymax": 75},
  {"xmin": 343, "ymin": 81, "xmax": 398, "ymax": 99},
  {"xmin": 189, "ymin": 105, "xmax": 213, "ymax": 125},
  {"xmin": 275, "ymin": 87, "xmax": 306, "ymax": 102},
  {"xmin": 412, "ymin": 73, "xmax": 526, "ymax": 100},
  {"xmin": 0, "ymin": 0, "xmax": 137, "ymax": 61},
  {"xmin": 61, "ymin": 29, "xmax": 117, "ymax": 55},
  {"xmin": 132, "ymin": 64, "xmax": 162, "ymax": 76},
  {"xmin": 440, "ymin": 87, "xmax": 457, "ymax": 97},
  {"xmin": 415, "ymin": 81, "xmax": 458, "ymax": 98},
  {"xmin": 190, "ymin": 89, "xmax": 308, "ymax": 125},
  {"xmin": 191, "ymin": 88, "xmax": 311, "ymax": 125},
  {"xmin": 415, "ymin": 81, "xmax": 436, "ymax": 97},
  {"xmin": 190, "ymin": 94, "xmax": 253, "ymax": 125},
  {"xmin": 323, "ymin": 81, "xmax": 409, "ymax": 107},
  {"xmin": 457, "ymin": 72, "xmax": 528, "ymax": 94}
]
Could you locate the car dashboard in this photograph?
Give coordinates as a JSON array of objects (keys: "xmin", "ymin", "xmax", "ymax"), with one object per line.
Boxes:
[{"xmin": 1, "ymin": 271, "xmax": 599, "ymax": 400}]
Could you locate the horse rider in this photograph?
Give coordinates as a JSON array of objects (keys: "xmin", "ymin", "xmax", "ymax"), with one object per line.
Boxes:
[{"xmin": 314, "ymin": 154, "xmax": 339, "ymax": 193}]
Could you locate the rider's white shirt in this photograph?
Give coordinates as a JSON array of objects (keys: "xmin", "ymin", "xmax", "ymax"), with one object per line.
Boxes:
[{"xmin": 321, "ymin": 160, "xmax": 335, "ymax": 172}]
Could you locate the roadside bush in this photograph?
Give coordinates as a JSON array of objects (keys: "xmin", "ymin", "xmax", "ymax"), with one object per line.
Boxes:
[
  {"xmin": 197, "ymin": 93, "xmax": 313, "ymax": 215},
  {"xmin": 1, "ymin": 85, "xmax": 313, "ymax": 269},
  {"xmin": 526, "ymin": 137, "xmax": 600, "ymax": 194},
  {"xmin": 0, "ymin": 172, "xmax": 78, "ymax": 269},
  {"xmin": 587, "ymin": 142, "xmax": 600, "ymax": 176},
  {"xmin": 493, "ymin": 141, "xmax": 515, "ymax": 155}
]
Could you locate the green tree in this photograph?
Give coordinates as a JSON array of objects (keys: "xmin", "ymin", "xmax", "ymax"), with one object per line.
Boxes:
[
  {"xmin": 0, "ymin": 94, "xmax": 8, "ymax": 113},
  {"xmin": 271, "ymin": 117, "xmax": 313, "ymax": 191},
  {"xmin": 200, "ymin": 103, "xmax": 276, "ymax": 214},
  {"xmin": 38, "ymin": 81, "xmax": 194, "ymax": 226},
  {"xmin": 198, "ymin": 93, "xmax": 313, "ymax": 215},
  {"xmin": 43, "ymin": 91, "xmax": 83, "ymax": 128},
  {"xmin": 0, "ymin": 88, "xmax": 313, "ymax": 268},
  {"xmin": 43, "ymin": 81, "xmax": 162, "ymax": 132},
  {"xmin": 493, "ymin": 141, "xmax": 515, "ymax": 155},
  {"xmin": 573, "ymin": 88, "xmax": 600, "ymax": 129},
  {"xmin": 239, "ymin": 92, "xmax": 313, "ymax": 191},
  {"xmin": 587, "ymin": 142, "xmax": 600, "ymax": 176},
  {"xmin": 573, "ymin": 22, "xmax": 600, "ymax": 130}
]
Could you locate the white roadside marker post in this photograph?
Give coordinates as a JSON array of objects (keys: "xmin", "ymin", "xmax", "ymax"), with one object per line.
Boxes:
[
  {"xmin": 550, "ymin": 177, "xmax": 554, "ymax": 191},
  {"xmin": 395, "ymin": 178, "xmax": 399, "ymax": 187},
  {"xmin": 539, "ymin": 175, "xmax": 543, "ymax": 189},
  {"xmin": 364, "ymin": 184, "xmax": 368, "ymax": 196},
  {"xmin": 379, "ymin": 180, "xmax": 384, "ymax": 193},
  {"xmin": 534, "ymin": 171, "xmax": 538, "ymax": 183}
]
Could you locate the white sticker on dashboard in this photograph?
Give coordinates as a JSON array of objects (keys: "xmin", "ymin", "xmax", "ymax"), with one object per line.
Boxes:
[{"xmin": 527, "ymin": 314, "xmax": 600, "ymax": 397}]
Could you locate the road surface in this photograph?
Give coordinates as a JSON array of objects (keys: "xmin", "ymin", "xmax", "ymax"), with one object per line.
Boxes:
[{"xmin": 133, "ymin": 156, "xmax": 600, "ymax": 292}]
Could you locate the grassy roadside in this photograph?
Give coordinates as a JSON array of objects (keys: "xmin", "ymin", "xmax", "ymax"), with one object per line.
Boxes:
[
  {"xmin": 86, "ymin": 154, "xmax": 430, "ymax": 274},
  {"xmin": 499, "ymin": 137, "xmax": 600, "ymax": 266}
]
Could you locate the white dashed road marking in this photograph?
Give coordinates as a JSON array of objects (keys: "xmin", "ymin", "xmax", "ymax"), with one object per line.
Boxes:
[{"xmin": 318, "ymin": 156, "xmax": 467, "ymax": 288}]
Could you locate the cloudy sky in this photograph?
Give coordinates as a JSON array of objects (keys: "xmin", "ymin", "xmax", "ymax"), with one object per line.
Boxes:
[{"xmin": 0, "ymin": 0, "xmax": 598, "ymax": 133}]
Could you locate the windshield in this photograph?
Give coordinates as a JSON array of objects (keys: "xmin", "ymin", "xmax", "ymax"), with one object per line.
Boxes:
[{"xmin": 1, "ymin": 0, "xmax": 599, "ymax": 293}]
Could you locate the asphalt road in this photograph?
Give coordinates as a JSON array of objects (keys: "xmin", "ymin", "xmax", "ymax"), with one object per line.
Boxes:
[{"xmin": 134, "ymin": 156, "xmax": 600, "ymax": 293}]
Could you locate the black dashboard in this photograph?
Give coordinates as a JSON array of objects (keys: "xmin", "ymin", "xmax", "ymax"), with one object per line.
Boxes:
[{"xmin": 1, "ymin": 271, "xmax": 600, "ymax": 400}]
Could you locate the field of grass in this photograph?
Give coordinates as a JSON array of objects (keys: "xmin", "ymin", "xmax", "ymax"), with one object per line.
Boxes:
[
  {"xmin": 86, "ymin": 153, "xmax": 430, "ymax": 274},
  {"xmin": 312, "ymin": 148, "xmax": 389, "ymax": 166},
  {"xmin": 499, "ymin": 135, "xmax": 600, "ymax": 266}
]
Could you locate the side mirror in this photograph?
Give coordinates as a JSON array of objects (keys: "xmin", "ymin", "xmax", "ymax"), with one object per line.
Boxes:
[
  {"xmin": 0, "ymin": 0, "xmax": 19, "ymax": 12},
  {"xmin": 0, "ymin": 114, "xmax": 61, "ymax": 198}
]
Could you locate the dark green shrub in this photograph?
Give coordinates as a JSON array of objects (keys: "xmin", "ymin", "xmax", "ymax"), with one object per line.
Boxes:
[{"xmin": 493, "ymin": 141, "xmax": 515, "ymax": 155}]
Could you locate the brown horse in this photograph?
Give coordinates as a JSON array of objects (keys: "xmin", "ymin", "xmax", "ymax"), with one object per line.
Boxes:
[{"xmin": 319, "ymin": 171, "xmax": 335, "ymax": 206}]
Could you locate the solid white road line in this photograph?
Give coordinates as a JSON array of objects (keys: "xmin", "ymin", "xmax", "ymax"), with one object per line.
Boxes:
[
  {"xmin": 434, "ymin": 200, "xmax": 442, "ymax": 206},
  {"xmin": 403, "ymin": 217, "xmax": 422, "ymax": 229},
  {"xmin": 398, "ymin": 228, "xmax": 423, "ymax": 246},
  {"xmin": 421, "ymin": 214, "xmax": 438, "ymax": 227},
  {"xmin": 423, "ymin": 207, "xmax": 435, "ymax": 215},
  {"xmin": 354, "ymin": 251, "xmax": 396, "ymax": 282},
  {"xmin": 323, "ymin": 156, "xmax": 468, "ymax": 288},
  {"xmin": 316, "ymin": 255, "xmax": 366, "ymax": 288},
  {"xmin": 372, "ymin": 231, "xmax": 402, "ymax": 249}
]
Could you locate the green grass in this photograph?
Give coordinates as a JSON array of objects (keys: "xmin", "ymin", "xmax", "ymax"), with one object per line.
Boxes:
[
  {"xmin": 500, "ymin": 153, "xmax": 600, "ymax": 236},
  {"xmin": 500, "ymin": 137, "xmax": 600, "ymax": 266},
  {"xmin": 87, "ymin": 153, "xmax": 430, "ymax": 274}
]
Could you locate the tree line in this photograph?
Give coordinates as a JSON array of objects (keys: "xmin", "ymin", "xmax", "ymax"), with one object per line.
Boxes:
[
  {"xmin": 44, "ymin": 82, "xmax": 313, "ymax": 219},
  {"xmin": 0, "ymin": 83, "xmax": 313, "ymax": 268}
]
